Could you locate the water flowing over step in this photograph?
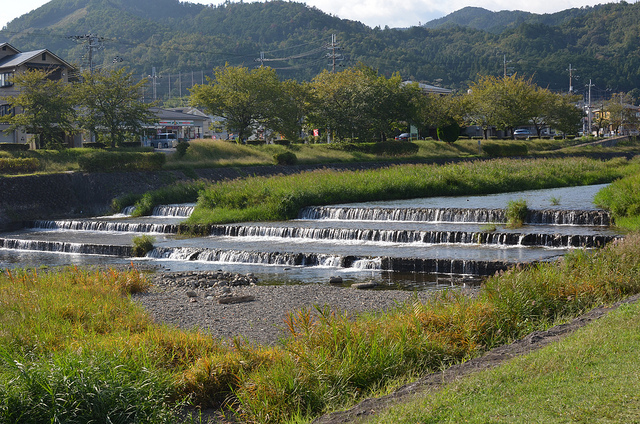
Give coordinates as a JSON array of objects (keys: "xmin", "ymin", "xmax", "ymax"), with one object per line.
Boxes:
[
  {"xmin": 148, "ymin": 247, "xmax": 515, "ymax": 276},
  {"xmin": 299, "ymin": 206, "xmax": 612, "ymax": 226},
  {"xmin": 0, "ymin": 237, "xmax": 133, "ymax": 256},
  {"xmin": 210, "ymin": 224, "xmax": 619, "ymax": 248},
  {"xmin": 29, "ymin": 220, "xmax": 180, "ymax": 234},
  {"xmin": 120, "ymin": 204, "xmax": 195, "ymax": 217}
]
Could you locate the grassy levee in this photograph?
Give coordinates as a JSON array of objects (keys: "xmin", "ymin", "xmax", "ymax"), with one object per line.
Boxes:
[
  {"xmin": 595, "ymin": 170, "xmax": 640, "ymax": 231},
  {"xmin": 3, "ymin": 232, "xmax": 640, "ymax": 423},
  {"xmin": 366, "ymin": 293, "xmax": 640, "ymax": 424},
  {"xmin": 186, "ymin": 156, "xmax": 638, "ymax": 225}
]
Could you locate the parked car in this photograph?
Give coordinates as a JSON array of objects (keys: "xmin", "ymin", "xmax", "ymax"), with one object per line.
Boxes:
[
  {"xmin": 151, "ymin": 133, "xmax": 177, "ymax": 148},
  {"xmin": 513, "ymin": 129, "xmax": 534, "ymax": 139},
  {"xmin": 395, "ymin": 133, "xmax": 410, "ymax": 140}
]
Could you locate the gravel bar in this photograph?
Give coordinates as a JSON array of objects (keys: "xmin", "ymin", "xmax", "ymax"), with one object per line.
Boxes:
[{"xmin": 132, "ymin": 270, "xmax": 449, "ymax": 346}]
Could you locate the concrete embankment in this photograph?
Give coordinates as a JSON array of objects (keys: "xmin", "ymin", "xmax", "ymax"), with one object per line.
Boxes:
[{"xmin": 0, "ymin": 162, "xmax": 399, "ymax": 230}]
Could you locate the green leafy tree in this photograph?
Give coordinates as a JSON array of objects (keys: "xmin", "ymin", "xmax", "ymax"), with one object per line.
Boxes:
[
  {"xmin": 604, "ymin": 92, "xmax": 639, "ymax": 135},
  {"xmin": 189, "ymin": 65, "xmax": 282, "ymax": 142},
  {"xmin": 77, "ymin": 68, "xmax": 155, "ymax": 148},
  {"xmin": 0, "ymin": 69, "xmax": 76, "ymax": 149},
  {"xmin": 413, "ymin": 91, "xmax": 466, "ymax": 139},
  {"xmin": 548, "ymin": 93, "xmax": 584, "ymax": 136},
  {"xmin": 308, "ymin": 65, "xmax": 415, "ymax": 142}
]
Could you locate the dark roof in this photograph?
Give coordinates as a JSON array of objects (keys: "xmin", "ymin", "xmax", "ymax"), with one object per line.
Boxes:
[
  {"xmin": 151, "ymin": 107, "xmax": 207, "ymax": 122},
  {"xmin": 0, "ymin": 49, "xmax": 74, "ymax": 70}
]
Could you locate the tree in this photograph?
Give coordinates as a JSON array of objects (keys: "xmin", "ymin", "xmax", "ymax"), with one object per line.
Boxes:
[
  {"xmin": 77, "ymin": 68, "xmax": 155, "ymax": 148},
  {"xmin": 270, "ymin": 79, "xmax": 311, "ymax": 141},
  {"xmin": 189, "ymin": 65, "xmax": 282, "ymax": 142},
  {"xmin": 308, "ymin": 65, "xmax": 415, "ymax": 142},
  {"xmin": 547, "ymin": 93, "xmax": 583, "ymax": 136},
  {"xmin": 604, "ymin": 92, "xmax": 639, "ymax": 135},
  {"xmin": 0, "ymin": 69, "xmax": 76, "ymax": 149}
]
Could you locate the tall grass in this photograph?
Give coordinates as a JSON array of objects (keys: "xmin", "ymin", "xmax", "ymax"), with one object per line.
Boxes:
[
  {"xmin": 0, "ymin": 266, "xmax": 226, "ymax": 423},
  {"xmin": 594, "ymin": 170, "xmax": 640, "ymax": 230},
  {"xmin": 188, "ymin": 156, "xmax": 637, "ymax": 224}
]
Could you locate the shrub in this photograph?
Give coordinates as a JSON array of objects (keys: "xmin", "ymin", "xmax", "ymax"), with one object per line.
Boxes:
[
  {"xmin": 328, "ymin": 141, "xmax": 419, "ymax": 156},
  {"xmin": 437, "ymin": 122, "xmax": 460, "ymax": 143},
  {"xmin": 506, "ymin": 198, "xmax": 528, "ymax": 228},
  {"xmin": 132, "ymin": 235, "xmax": 155, "ymax": 257},
  {"xmin": 0, "ymin": 158, "xmax": 40, "ymax": 174},
  {"xmin": 78, "ymin": 152, "xmax": 166, "ymax": 172},
  {"xmin": 82, "ymin": 142, "xmax": 106, "ymax": 149},
  {"xmin": 554, "ymin": 135, "xmax": 563, "ymax": 140},
  {"xmin": 567, "ymin": 135, "xmax": 576, "ymax": 140},
  {"xmin": 274, "ymin": 151, "xmax": 298, "ymax": 165},
  {"xmin": 119, "ymin": 141, "xmax": 142, "ymax": 148},
  {"xmin": 0, "ymin": 143, "xmax": 29, "ymax": 152},
  {"xmin": 175, "ymin": 141, "xmax": 190, "ymax": 158},
  {"xmin": 246, "ymin": 140, "xmax": 266, "ymax": 146},
  {"xmin": 273, "ymin": 139, "xmax": 291, "ymax": 146},
  {"xmin": 482, "ymin": 142, "xmax": 528, "ymax": 157}
]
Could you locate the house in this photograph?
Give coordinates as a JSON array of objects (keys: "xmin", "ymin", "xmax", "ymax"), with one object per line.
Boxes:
[
  {"xmin": 0, "ymin": 42, "xmax": 77, "ymax": 146},
  {"xmin": 143, "ymin": 107, "xmax": 208, "ymax": 145}
]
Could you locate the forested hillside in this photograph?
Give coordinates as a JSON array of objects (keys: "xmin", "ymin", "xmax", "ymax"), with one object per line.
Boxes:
[{"xmin": 1, "ymin": 0, "xmax": 639, "ymax": 99}]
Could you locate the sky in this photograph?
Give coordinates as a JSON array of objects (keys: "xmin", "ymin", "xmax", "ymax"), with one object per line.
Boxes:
[{"xmin": 1, "ymin": 0, "xmax": 618, "ymax": 31}]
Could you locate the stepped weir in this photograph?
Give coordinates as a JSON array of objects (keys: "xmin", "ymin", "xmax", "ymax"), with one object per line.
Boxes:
[{"xmin": 1, "ymin": 185, "xmax": 622, "ymax": 288}]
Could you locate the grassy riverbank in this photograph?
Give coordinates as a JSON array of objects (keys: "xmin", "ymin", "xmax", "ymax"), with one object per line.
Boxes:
[
  {"xmin": 2, "ymin": 136, "xmax": 636, "ymax": 176},
  {"xmin": 185, "ymin": 156, "xmax": 637, "ymax": 225},
  {"xmin": 366, "ymin": 294, "xmax": 640, "ymax": 424},
  {"xmin": 2, "ymin": 232, "xmax": 640, "ymax": 423}
]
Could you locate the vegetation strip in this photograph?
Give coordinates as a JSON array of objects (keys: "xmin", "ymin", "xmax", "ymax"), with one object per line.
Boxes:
[{"xmin": 184, "ymin": 156, "xmax": 637, "ymax": 225}]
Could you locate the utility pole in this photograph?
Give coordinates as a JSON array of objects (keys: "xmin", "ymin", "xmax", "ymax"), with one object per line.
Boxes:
[
  {"xmin": 326, "ymin": 34, "xmax": 343, "ymax": 73},
  {"xmin": 586, "ymin": 79, "xmax": 594, "ymax": 136},
  {"xmin": 68, "ymin": 33, "xmax": 104, "ymax": 73},
  {"xmin": 567, "ymin": 64, "xmax": 576, "ymax": 93},
  {"xmin": 149, "ymin": 67, "xmax": 161, "ymax": 102}
]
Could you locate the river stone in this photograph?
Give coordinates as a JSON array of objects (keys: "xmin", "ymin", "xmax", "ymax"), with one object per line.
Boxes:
[
  {"xmin": 186, "ymin": 290, "xmax": 198, "ymax": 298},
  {"xmin": 329, "ymin": 276, "xmax": 343, "ymax": 284},
  {"xmin": 218, "ymin": 295, "xmax": 256, "ymax": 305},
  {"xmin": 351, "ymin": 281, "xmax": 378, "ymax": 290}
]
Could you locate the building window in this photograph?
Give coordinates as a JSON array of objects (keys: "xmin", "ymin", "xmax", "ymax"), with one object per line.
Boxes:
[
  {"xmin": 42, "ymin": 52, "xmax": 47, "ymax": 61},
  {"xmin": 0, "ymin": 104, "xmax": 13, "ymax": 117},
  {"xmin": 0, "ymin": 72, "xmax": 13, "ymax": 87}
]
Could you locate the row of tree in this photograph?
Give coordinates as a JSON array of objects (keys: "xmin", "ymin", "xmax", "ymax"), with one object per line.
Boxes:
[
  {"xmin": 190, "ymin": 64, "xmax": 588, "ymax": 142},
  {"xmin": 1, "ymin": 68, "xmax": 154, "ymax": 149},
  {"xmin": 3, "ymin": 64, "xmax": 636, "ymax": 149}
]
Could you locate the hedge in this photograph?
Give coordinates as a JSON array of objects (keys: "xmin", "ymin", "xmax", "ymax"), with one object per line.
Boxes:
[
  {"xmin": 328, "ymin": 141, "xmax": 419, "ymax": 156},
  {"xmin": 481, "ymin": 142, "xmax": 528, "ymax": 157},
  {"xmin": 0, "ymin": 157, "xmax": 40, "ymax": 174},
  {"xmin": 78, "ymin": 151, "xmax": 166, "ymax": 172},
  {"xmin": 0, "ymin": 143, "xmax": 29, "ymax": 152}
]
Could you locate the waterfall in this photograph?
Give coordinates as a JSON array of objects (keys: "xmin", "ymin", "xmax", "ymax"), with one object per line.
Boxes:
[
  {"xmin": 299, "ymin": 206, "xmax": 612, "ymax": 226},
  {"xmin": 30, "ymin": 220, "xmax": 179, "ymax": 234},
  {"xmin": 0, "ymin": 237, "xmax": 132, "ymax": 256}
]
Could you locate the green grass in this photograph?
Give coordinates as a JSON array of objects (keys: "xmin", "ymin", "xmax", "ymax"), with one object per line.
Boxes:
[
  {"xmin": 186, "ymin": 156, "xmax": 637, "ymax": 225},
  {"xmin": 595, "ymin": 170, "xmax": 640, "ymax": 231},
  {"xmin": 366, "ymin": 297, "xmax": 640, "ymax": 424}
]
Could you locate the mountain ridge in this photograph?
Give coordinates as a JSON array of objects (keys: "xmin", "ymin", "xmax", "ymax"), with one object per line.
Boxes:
[{"xmin": 1, "ymin": 0, "xmax": 639, "ymax": 98}]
